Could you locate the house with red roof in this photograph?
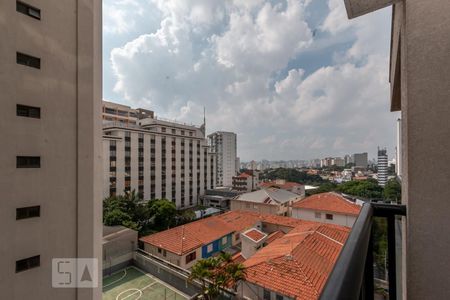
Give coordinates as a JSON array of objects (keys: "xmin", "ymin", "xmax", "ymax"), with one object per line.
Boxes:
[
  {"xmin": 232, "ymin": 171, "xmax": 260, "ymax": 192},
  {"xmin": 292, "ymin": 192, "xmax": 361, "ymax": 227},
  {"xmin": 239, "ymin": 223, "xmax": 351, "ymax": 300},
  {"xmin": 139, "ymin": 210, "xmax": 307, "ymax": 269},
  {"xmin": 259, "ymin": 179, "xmax": 305, "ymax": 197}
]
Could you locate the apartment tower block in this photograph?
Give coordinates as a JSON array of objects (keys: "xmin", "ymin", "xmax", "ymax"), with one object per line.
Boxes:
[{"xmin": 0, "ymin": 1, "xmax": 102, "ymax": 299}]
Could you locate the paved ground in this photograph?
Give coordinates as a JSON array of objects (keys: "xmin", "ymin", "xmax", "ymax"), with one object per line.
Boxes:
[{"xmin": 103, "ymin": 266, "xmax": 189, "ymax": 300}]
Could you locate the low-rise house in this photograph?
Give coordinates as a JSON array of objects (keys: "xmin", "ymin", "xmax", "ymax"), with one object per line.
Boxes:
[
  {"xmin": 139, "ymin": 210, "xmax": 306, "ymax": 269},
  {"xmin": 232, "ymin": 171, "xmax": 259, "ymax": 192},
  {"xmin": 259, "ymin": 179, "xmax": 305, "ymax": 197},
  {"xmin": 239, "ymin": 223, "xmax": 350, "ymax": 300},
  {"xmin": 291, "ymin": 192, "xmax": 361, "ymax": 227},
  {"xmin": 231, "ymin": 188, "xmax": 302, "ymax": 216}
]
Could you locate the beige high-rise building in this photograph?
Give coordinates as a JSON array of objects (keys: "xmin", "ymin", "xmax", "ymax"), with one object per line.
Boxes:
[
  {"xmin": 103, "ymin": 102, "xmax": 216, "ymax": 208},
  {"xmin": 0, "ymin": 1, "xmax": 102, "ymax": 299},
  {"xmin": 208, "ymin": 131, "xmax": 237, "ymax": 187}
]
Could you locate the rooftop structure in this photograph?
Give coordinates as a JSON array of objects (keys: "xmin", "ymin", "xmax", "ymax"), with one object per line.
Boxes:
[
  {"xmin": 259, "ymin": 179, "xmax": 305, "ymax": 197},
  {"xmin": 240, "ymin": 223, "xmax": 351, "ymax": 299}
]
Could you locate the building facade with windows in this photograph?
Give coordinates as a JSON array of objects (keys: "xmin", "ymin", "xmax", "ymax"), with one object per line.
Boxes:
[
  {"xmin": 0, "ymin": 1, "xmax": 102, "ymax": 299},
  {"xmin": 291, "ymin": 192, "xmax": 361, "ymax": 227},
  {"xmin": 103, "ymin": 106, "xmax": 216, "ymax": 208},
  {"xmin": 208, "ymin": 131, "xmax": 237, "ymax": 187},
  {"xmin": 377, "ymin": 147, "xmax": 388, "ymax": 186}
]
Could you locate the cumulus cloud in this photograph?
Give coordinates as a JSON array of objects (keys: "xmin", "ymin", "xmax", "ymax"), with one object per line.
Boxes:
[
  {"xmin": 106, "ymin": 0, "xmax": 397, "ymax": 160},
  {"xmin": 103, "ymin": 0, "xmax": 145, "ymax": 34}
]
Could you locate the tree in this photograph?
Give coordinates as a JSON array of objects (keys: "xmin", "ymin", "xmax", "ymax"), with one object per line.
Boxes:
[
  {"xmin": 147, "ymin": 199, "xmax": 177, "ymax": 230},
  {"xmin": 260, "ymin": 168, "xmax": 326, "ymax": 185},
  {"xmin": 307, "ymin": 182, "xmax": 337, "ymax": 195},
  {"xmin": 336, "ymin": 179, "xmax": 384, "ymax": 199},
  {"xmin": 189, "ymin": 252, "xmax": 246, "ymax": 299},
  {"xmin": 383, "ymin": 179, "xmax": 401, "ymax": 202}
]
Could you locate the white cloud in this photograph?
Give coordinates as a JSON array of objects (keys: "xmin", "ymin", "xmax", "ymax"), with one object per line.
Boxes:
[
  {"xmin": 103, "ymin": 0, "xmax": 145, "ymax": 34},
  {"xmin": 107, "ymin": 0, "xmax": 397, "ymax": 160}
]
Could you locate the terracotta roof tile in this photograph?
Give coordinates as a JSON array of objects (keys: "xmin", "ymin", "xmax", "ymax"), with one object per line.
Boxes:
[
  {"xmin": 260, "ymin": 181, "xmax": 303, "ymax": 189},
  {"xmin": 243, "ymin": 223, "xmax": 351, "ymax": 299},
  {"xmin": 293, "ymin": 192, "xmax": 361, "ymax": 216},
  {"xmin": 140, "ymin": 211, "xmax": 309, "ymax": 255},
  {"xmin": 243, "ymin": 229, "xmax": 266, "ymax": 242}
]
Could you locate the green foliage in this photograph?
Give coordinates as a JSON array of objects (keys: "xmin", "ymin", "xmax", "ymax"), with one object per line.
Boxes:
[
  {"xmin": 103, "ymin": 190, "xmax": 201, "ymax": 235},
  {"xmin": 189, "ymin": 252, "xmax": 246, "ymax": 299},
  {"xmin": 147, "ymin": 199, "xmax": 177, "ymax": 230},
  {"xmin": 383, "ymin": 179, "xmax": 401, "ymax": 203},
  {"xmin": 336, "ymin": 179, "xmax": 384, "ymax": 199},
  {"xmin": 261, "ymin": 168, "xmax": 326, "ymax": 185},
  {"xmin": 307, "ymin": 182, "xmax": 337, "ymax": 195}
]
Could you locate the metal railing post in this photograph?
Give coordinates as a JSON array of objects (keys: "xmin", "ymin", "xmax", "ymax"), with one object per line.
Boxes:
[{"xmin": 387, "ymin": 215, "xmax": 397, "ymax": 300}]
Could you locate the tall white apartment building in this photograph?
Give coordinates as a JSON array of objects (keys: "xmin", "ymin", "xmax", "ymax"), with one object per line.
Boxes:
[
  {"xmin": 377, "ymin": 147, "xmax": 388, "ymax": 187},
  {"xmin": 208, "ymin": 131, "xmax": 238, "ymax": 187},
  {"xmin": 0, "ymin": 1, "xmax": 102, "ymax": 299},
  {"xmin": 103, "ymin": 104, "xmax": 216, "ymax": 208}
]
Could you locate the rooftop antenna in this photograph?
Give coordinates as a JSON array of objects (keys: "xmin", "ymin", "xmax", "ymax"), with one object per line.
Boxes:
[{"xmin": 200, "ymin": 106, "xmax": 206, "ymax": 137}]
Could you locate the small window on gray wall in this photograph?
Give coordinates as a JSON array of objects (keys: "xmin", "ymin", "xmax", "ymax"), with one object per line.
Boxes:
[
  {"xmin": 17, "ymin": 156, "xmax": 40, "ymax": 168},
  {"xmin": 17, "ymin": 104, "xmax": 40, "ymax": 118},
  {"xmin": 16, "ymin": 206, "xmax": 40, "ymax": 220},
  {"xmin": 17, "ymin": 52, "xmax": 40, "ymax": 69},
  {"xmin": 16, "ymin": 255, "xmax": 40, "ymax": 273},
  {"xmin": 16, "ymin": 1, "xmax": 41, "ymax": 20}
]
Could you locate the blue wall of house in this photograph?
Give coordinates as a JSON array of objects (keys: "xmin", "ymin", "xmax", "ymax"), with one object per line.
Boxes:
[{"xmin": 201, "ymin": 233, "xmax": 233, "ymax": 258}]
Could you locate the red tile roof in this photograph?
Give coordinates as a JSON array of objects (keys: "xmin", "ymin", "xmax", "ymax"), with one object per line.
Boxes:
[
  {"xmin": 243, "ymin": 223, "xmax": 351, "ymax": 300},
  {"xmin": 232, "ymin": 252, "xmax": 245, "ymax": 264},
  {"xmin": 265, "ymin": 230, "xmax": 285, "ymax": 245},
  {"xmin": 140, "ymin": 211, "xmax": 309, "ymax": 255},
  {"xmin": 260, "ymin": 180, "xmax": 303, "ymax": 190},
  {"xmin": 292, "ymin": 192, "xmax": 361, "ymax": 216},
  {"xmin": 235, "ymin": 172, "xmax": 252, "ymax": 178},
  {"xmin": 243, "ymin": 229, "xmax": 266, "ymax": 242}
]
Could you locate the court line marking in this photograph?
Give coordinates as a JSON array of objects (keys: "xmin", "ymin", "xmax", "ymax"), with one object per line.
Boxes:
[
  {"xmin": 117, "ymin": 282, "xmax": 157, "ymax": 300},
  {"xmin": 104, "ymin": 269, "xmax": 128, "ymax": 288},
  {"xmin": 132, "ymin": 266, "xmax": 190, "ymax": 298}
]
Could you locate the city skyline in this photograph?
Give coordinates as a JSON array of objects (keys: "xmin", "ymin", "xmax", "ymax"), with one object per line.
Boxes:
[{"xmin": 102, "ymin": 0, "xmax": 399, "ymax": 161}]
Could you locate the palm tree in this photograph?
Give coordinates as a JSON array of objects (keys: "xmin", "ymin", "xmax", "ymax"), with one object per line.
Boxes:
[{"xmin": 189, "ymin": 252, "xmax": 246, "ymax": 299}]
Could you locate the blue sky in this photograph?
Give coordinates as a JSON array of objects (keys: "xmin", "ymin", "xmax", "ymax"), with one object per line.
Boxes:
[{"xmin": 102, "ymin": 0, "xmax": 398, "ymax": 161}]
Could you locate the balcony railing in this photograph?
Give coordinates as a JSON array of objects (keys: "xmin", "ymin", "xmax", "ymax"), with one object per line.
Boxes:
[{"xmin": 320, "ymin": 202, "xmax": 406, "ymax": 300}]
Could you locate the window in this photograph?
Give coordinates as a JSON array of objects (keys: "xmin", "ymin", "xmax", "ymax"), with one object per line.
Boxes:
[
  {"xmin": 16, "ymin": 206, "xmax": 40, "ymax": 220},
  {"xmin": 235, "ymin": 233, "xmax": 240, "ymax": 241},
  {"xmin": 315, "ymin": 212, "xmax": 321, "ymax": 219},
  {"xmin": 207, "ymin": 244, "xmax": 213, "ymax": 253},
  {"xmin": 276, "ymin": 295, "xmax": 284, "ymax": 300},
  {"xmin": 185, "ymin": 251, "xmax": 196, "ymax": 264},
  {"xmin": 17, "ymin": 156, "xmax": 40, "ymax": 168},
  {"xmin": 158, "ymin": 248, "xmax": 162, "ymax": 254},
  {"xmin": 326, "ymin": 213, "xmax": 333, "ymax": 220},
  {"xmin": 16, "ymin": 255, "xmax": 40, "ymax": 273},
  {"xmin": 17, "ymin": 104, "xmax": 40, "ymax": 118},
  {"xmin": 16, "ymin": 1, "xmax": 41, "ymax": 20},
  {"xmin": 222, "ymin": 236, "xmax": 228, "ymax": 245},
  {"xmin": 263, "ymin": 289, "xmax": 271, "ymax": 300},
  {"xmin": 161, "ymin": 127, "xmax": 166, "ymax": 133},
  {"xmin": 162, "ymin": 250, "xmax": 167, "ymax": 257},
  {"xmin": 17, "ymin": 52, "xmax": 40, "ymax": 69}
]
